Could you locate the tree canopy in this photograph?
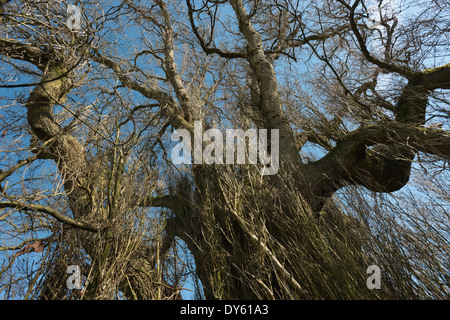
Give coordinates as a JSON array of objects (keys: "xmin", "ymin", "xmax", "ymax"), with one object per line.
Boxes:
[{"xmin": 0, "ymin": 0, "xmax": 449, "ymax": 299}]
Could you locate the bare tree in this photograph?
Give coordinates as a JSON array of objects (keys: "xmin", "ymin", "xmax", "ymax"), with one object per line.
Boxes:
[{"xmin": 0, "ymin": 0, "xmax": 448, "ymax": 299}]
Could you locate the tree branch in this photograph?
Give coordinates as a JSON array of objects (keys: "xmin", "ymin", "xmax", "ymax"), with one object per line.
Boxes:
[
  {"xmin": 90, "ymin": 49, "xmax": 193, "ymax": 132},
  {"xmin": 416, "ymin": 63, "xmax": 450, "ymax": 91},
  {"xmin": 347, "ymin": 0, "xmax": 417, "ymax": 78},
  {"xmin": 138, "ymin": 194, "xmax": 179, "ymax": 211},
  {"xmin": 158, "ymin": 0, "xmax": 195, "ymax": 122},
  {"xmin": 229, "ymin": 0, "xmax": 302, "ymax": 176},
  {"xmin": 303, "ymin": 122, "xmax": 450, "ymax": 201},
  {"xmin": 186, "ymin": 0, "xmax": 246, "ymax": 59},
  {"xmin": 0, "ymin": 37, "xmax": 49, "ymax": 70},
  {"xmin": 0, "ymin": 201, "xmax": 98, "ymax": 232}
]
